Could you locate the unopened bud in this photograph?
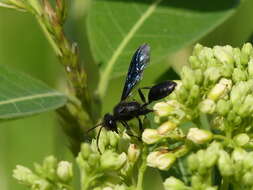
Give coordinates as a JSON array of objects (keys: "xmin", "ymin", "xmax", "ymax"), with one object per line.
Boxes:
[
  {"xmin": 187, "ymin": 154, "xmax": 199, "ymax": 172},
  {"xmin": 127, "ymin": 144, "xmax": 140, "ymax": 163},
  {"xmin": 248, "ymin": 58, "xmax": 253, "ymax": 77},
  {"xmin": 204, "ymin": 67, "xmax": 221, "ymax": 83},
  {"xmin": 81, "ymin": 143, "xmax": 91, "ymax": 160},
  {"xmin": 214, "ymin": 45, "xmax": 234, "ymax": 65},
  {"xmin": 43, "ymin": 156, "xmax": 57, "ymax": 180},
  {"xmin": 218, "ymin": 150, "xmax": 234, "ymax": 176},
  {"xmin": 181, "ymin": 67, "xmax": 195, "ymax": 89},
  {"xmin": 216, "ymin": 99, "xmax": 231, "ymax": 115},
  {"xmin": 187, "ymin": 128, "xmax": 213, "ymax": 144},
  {"xmin": 100, "ymin": 150, "xmax": 127, "ymax": 171},
  {"xmin": 242, "ymin": 171, "xmax": 253, "ymax": 186},
  {"xmin": 232, "ymin": 148, "xmax": 247, "ymax": 163},
  {"xmin": 189, "ymin": 56, "xmax": 201, "ymax": 69},
  {"xmin": 13, "ymin": 165, "xmax": 39, "ymax": 185},
  {"xmin": 147, "ymin": 151, "xmax": 176, "ymax": 170},
  {"xmin": 56, "ymin": 161, "xmax": 73, "ymax": 182},
  {"xmin": 243, "ymin": 152, "xmax": 253, "ymax": 170},
  {"xmin": 153, "ymin": 102, "xmax": 170, "ymax": 117},
  {"xmin": 238, "ymin": 95, "xmax": 253, "ymax": 117},
  {"xmin": 142, "ymin": 129, "xmax": 162, "ymax": 144},
  {"xmin": 232, "ymin": 68, "xmax": 247, "ymax": 83},
  {"xmin": 208, "ymin": 78, "xmax": 232, "ymax": 101},
  {"xmin": 163, "ymin": 177, "xmax": 187, "ymax": 190},
  {"xmin": 199, "ymin": 99, "xmax": 216, "ymax": 114},
  {"xmin": 233, "ymin": 133, "xmax": 249, "ymax": 146},
  {"xmin": 157, "ymin": 121, "xmax": 177, "ymax": 135}
]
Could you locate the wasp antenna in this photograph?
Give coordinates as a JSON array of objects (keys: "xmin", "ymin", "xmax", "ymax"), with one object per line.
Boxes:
[
  {"xmin": 96, "ymin": 126, "xmax": 103, "ymax": 154},
  {"xmin": 86, "ymin": 123, "xmax": 102, "ymax": 134}
]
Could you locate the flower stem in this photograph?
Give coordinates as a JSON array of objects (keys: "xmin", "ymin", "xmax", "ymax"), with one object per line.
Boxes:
[{"xmin": 136, "ymin": 146, "xmax": 148, "ymax": 190}]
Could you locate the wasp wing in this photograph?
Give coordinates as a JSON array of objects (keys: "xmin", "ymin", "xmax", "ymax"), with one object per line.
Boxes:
[{"xmin": 121, "ymin": 44, "xmax": 150, "ymax": 101}]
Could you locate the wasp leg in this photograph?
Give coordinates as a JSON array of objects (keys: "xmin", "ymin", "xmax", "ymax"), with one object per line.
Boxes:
[
  {"xmin": 136, "ymin": 116, "xmax": 143, "ymax": 133},
  {"xmin": 121, "ymin": 121, "xmax": 140, "ymax": 140},
  {"xmin": 138, "ymin": 87, "xmax": 151, "ymax": 104}
]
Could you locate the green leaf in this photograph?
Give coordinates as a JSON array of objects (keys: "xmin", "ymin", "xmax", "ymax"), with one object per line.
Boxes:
[
  {"xmin": 0, "ymin": 65, "xmax": 67, "ymax": 119},
  {"xmin": 87, "ymin": 0, "xmax": 239, "ymax": 97}
]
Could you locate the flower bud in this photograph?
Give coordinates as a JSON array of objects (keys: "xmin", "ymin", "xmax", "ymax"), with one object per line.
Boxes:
[
  {"xmin": 242, "ymin": 43, "xmax": 253, "ymax": 56},
  {"xmin": 193, "ymin": 43, "xmax": 204, "ymax": 56},
  {"xmin": 199, "ymin": 99, "xmax": 216, "ymax": 114},
  {"xmin": 216, "ymin": 99, "xmax": 231, "ymax": 115},
  {"xmin": 204, "ymin": 142, "xmax": 221, "ymax": 168},
  {"xmin": 243, "ymin": 152, "xmax": 253, "ymax": 170},
  {"xmin": 242, "ymin": 171, "xmax": 253, "ymax": 186},
  {"xmin": 147, "ymin": 151, "xmax": 176, "ymax": 170},
  {"xmin": 233, "ymin": 133, "xmax": 250, "ymax": 146},
  {"xmin": 188, "ymin": 85, "xmax": 200, "ymax": 104},
  {"xmin": 81, "ymin": 143, "xmax": 91, "ymax": 160},
  {"xmin": 248, "ymin": 58, "xmax": 253, "ymax": 77},
  {"xmin": 153, "ymin": 102, "xmax": 170, "ymax": 117},
  {"xmin": 208, "ymin": 78, "xmax": 232, "ymax": 101},
  {"xmin": 187, "ymin": 128, "xmax": 213, "ymax": 144},
  {"xmin": 232, "ymin": 148, "xmax": 247, "ymax": 163},
  {"xmin": 238, "ymin": 95, "xmax": 253, "ymax": 117},
  {"xmin": 181, "ymin": 67, "xmax": 195, "ymax": 89},
  {"xmin": 189, "ymin": 56, "xmax": 201, "ymax": 69},
  {"xmin": 13, "ymin": 165, "xmax": 39, "ymax": 185},
  {"xmin": 194, "ymin": 69, "xmax": 203, "ymax": 84},
  {"xmin": 142, "ymin": 129, "xmax": 162, "ymax": 144},
  {"xmin": 157, "ymin": 121, "xmax": 177, "ymax": 135},
  {"xmin": 187, "ymin": 154, "xmax": 199, "ymax": 172},
  {"xmin": 214, "ymin": 45, "xmax": 234, "ymax": 65},
  {"xmin": 100, "ymin": 150, "xmax": 127, "ymax": 171},
  {"xmin": 43, "ymin": 156, "xmax": 57, "ymax": 180},
  {"xmin": 163, "ymin": 177, "xmax": 187, "ymax": 190},
  {"xmin": 56, "ymin": 161, "xmax": 73, "ymax": 182},
  {"xmin": 232, "ymin": 68, "xmax": 247, "ymax": 83},
  {"xmin": 230, "ymin": 82, "xmax": 249, "ymax": 105},
  {"xmin": 108, "ymin": 131, "xmax": 119, "ymax": 147},
  {"xmin": 127, "ymin": 144, "xmax": 140, "ymax": 163},
  {"xmin": 218, "ymin": 150, "xmax": 234, "ymax": 176},
  {"xmin": 204, "ymin": 66, "xmax": 221, "ymax": 84}
]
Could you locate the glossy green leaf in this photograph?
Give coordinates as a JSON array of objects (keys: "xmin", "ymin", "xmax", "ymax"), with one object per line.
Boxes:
[
  {"xmin": 0, "ymin": 64, "xmax": 66, "ymax": 119},
  {"xmin": 87, "ymin": 0, "xmax": 239, "ymax": 97}
]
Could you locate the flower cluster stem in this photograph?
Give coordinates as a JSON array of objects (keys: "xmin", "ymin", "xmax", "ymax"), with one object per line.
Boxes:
[{"xmin": 136, "ymin": 146, "xmax": 148, "ymax": 190}]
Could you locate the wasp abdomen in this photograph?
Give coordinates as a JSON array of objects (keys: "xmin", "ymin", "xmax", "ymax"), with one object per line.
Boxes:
[{"xmin": 148, "ymin": 81, "xmax": 177, "ymax": 103}]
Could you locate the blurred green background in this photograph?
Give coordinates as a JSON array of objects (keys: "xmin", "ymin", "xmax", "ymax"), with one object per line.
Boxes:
[{"xmin": 0, "ymin": 1, "xmax": 253, "ymax": 189}]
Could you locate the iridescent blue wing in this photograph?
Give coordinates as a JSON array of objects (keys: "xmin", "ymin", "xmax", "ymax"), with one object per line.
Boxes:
[{"xmin": 121, "ymin": 44, "xmax": 150, "ymax": 101}]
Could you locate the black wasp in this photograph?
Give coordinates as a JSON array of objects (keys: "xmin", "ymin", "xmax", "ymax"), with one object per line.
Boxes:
[{"xmin": 88, "ymin": 44, "xmax": 177, "ymax": 153}]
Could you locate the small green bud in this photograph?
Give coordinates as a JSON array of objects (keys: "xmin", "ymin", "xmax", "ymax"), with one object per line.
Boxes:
[
  {"xmin": 216, "ymin": 99, "xmax": 231, "ymax": 115},
  {"xmin": 191, "ymin": 175, "xmax": 203, "ymax": 189},
  {"xmin": 189, "ymin": 56, "xmax": 201, "ymax": 69},
  {"xmin": 218, "ymin": 150, "xmax": 234, "ymax": 176},
  {"xmin": 163, "ymin": 177, "xmax": 187, "ymax": 190},
  {"xmin": 242, "ymin": 171, "xmax": 253, "ymax": 186},
  {"xmin": 193, "ymin": 43, "xmax": 204, "ymax": 56},
  {"xmin": 214, "ymin": 45, "xmax": 234, "ymax": 65},
  {"xmin": 242, "ymin": 43, "xmax": 253, "ymax": 56},
  {"xmin": 199, "ymin": 99, "xmax": 216, "ymax": 114},
  {"xmin": 142, "ymin": 129, "xmax": 162, "ymax": 144},
  {"xmin": 187, "ymin": 154, "xmax": 199, "ymax": 172},
  {"xmin": 81, "ymin": 143, "xmax": 91, "ymax": 160},
  {"xmin": 187, "ymin": 128, "xmax": 213, "ymax": 144},
  {"xmin": 157, "ymin": 121, "xmax": 177, "ymax": 135},
  {"xmin": 13, "ymin": 165, "xmax": 39, "ymax": 185},
  {"xmin": 42, "ymin": 156, "xmax": 57, "ymax": 180},
  {"xmin": 153, "ymin": 102, "xmax": 170, "ymax": 117},
  {"xmin": 232, "ymin": 68, "xmax": 247, "ymax": 83},
  {"xmin": 181, "ymin": 66, "xmax": 195, "ymax": 89},
  {"xmin": 188, "ymin": 85, "xmax": 200, "ymax": 104},
  {"xmin": 248, "ymin": 58, "xmax": 253, "ymax": 78},
  {"xmin": 100, "ymin": 150, "xmax": 127, "ymax": 171},
  {"xmin": 127, "ymin": 144, "xmax": 140, "ymax": 163},
  {"xmin": 88, "ymin": 154, "xmax": 100, "ymax": 167},
  {"xmin": 233, "ymin": 133, "xmax": 250, "ymax": 146},
  {"xmin": 108, "ymin": 131, "xmax": 119, "ymax": 148},
  {"xmin": 204, "ymin": 142, "xmax": 221, "ymax": 168},
  {"xmin": 243, "ymin": 152, "xmax": 253, "ymax": 170},
  {"xmin": 147, "ymin": 151, "xmax": 176, "ymax": 170},
  {"xmin": 204, "ymin": 66, "xmax": 221, "ymax": 84},
  {"xmin": 56, "ymin": 161, "xmax": 73, "ymax": 182},
  {"xmin": 238, "ymin": 95, "xmax": 253, "ymax": 117},
  {"xmin": 208, "ymin": 78, "xmax": 232, "ymax": 101},
  {"xmin": 194, "ymin": 69, "xmax": 203, "ymax": 84},
  {"xmin": 230, "ymin": 82, "xmax": 249, "ymax": 105},
  {"xmin": 232, "ymin": 148, "xmax": 247, "ymax": 163}
]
